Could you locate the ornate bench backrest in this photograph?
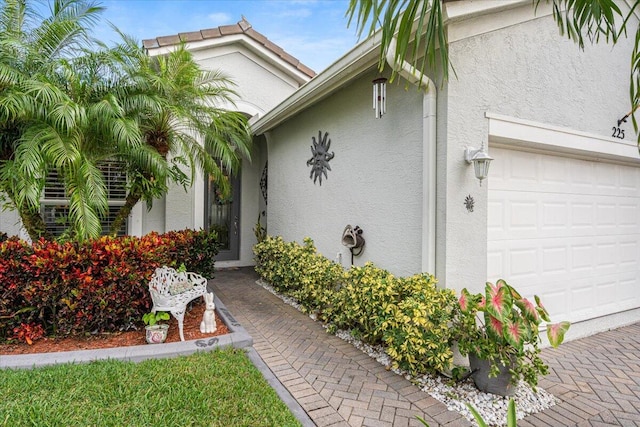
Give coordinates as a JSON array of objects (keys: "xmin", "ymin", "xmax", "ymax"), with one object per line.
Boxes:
[{"xmin": 149, "ymin": 266, "xmax": 208, "ymax": 308}]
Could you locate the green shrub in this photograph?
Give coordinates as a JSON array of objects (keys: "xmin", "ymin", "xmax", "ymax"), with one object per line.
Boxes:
[
  {"xmin": 383, "ymin": 274, "xmax": 457, "ymax": 374},
  {"xmin": 253, "ymin": 236, "xmax": 457, "ymax": 375},
  {"xmin": 254, "ymin": 236, "xmax": 342, "ymax": 315},
  {"xmin": 254, "ymin": 235, "xmax": 296, "ymax": 292},
  {"xmin": 328, "ymin": 263, "xmax": 398, "ymax": 344}
]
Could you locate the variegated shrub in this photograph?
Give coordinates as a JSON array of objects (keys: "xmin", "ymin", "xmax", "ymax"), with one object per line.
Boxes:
[{"xmin": 382, "ymin": 274, "xmax": 458, "ymax": 374}]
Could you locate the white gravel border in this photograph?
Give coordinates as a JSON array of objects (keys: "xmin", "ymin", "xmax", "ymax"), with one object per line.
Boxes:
[{"xmin": 257, "ymin": 279, "xmax": 558, "ymax": 426}]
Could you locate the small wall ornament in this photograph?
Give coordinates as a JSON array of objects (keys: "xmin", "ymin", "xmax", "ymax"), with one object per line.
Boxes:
[
  {"xmin": 307, "ymin": 130, "xmax": 334, "ymax": 185},
  {"xmin": 260, "ymin": 161, "xmax": 268, "ymax": 205},
  {"xmin": 464, "ymin": 194, "xmax": 475, "ymax": 212}
]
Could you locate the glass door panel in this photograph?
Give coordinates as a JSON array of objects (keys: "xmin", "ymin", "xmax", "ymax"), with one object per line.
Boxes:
[{"xmin": 205, "ymin": 173, "xmax": 240, "ymax": 261}]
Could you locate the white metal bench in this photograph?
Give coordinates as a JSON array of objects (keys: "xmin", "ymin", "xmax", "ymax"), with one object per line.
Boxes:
[{"xmin": 148, "ymin": 266, "xmax": 208, "ymax": 341}]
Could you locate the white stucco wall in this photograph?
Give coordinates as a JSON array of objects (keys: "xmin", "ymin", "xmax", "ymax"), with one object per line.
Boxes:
[
  {"xmin": 0, "ymin": 206, "xmax": 22, "ymax": 238},
  {"xmin": 194, "ymin": 48, "xmax": 303, "ymax": 115},
  {"xmin": 439, "ymin": 7, "xmax": 636, "ymax": 294},
  {"xmin": 267, "ymin": 69, "xmax": 425, "ymax": 276}
]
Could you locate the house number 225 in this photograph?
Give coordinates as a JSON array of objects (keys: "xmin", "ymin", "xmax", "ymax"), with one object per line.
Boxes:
[{"xmin": 612, "ymin": 127, "xmax": 625, "ymax": 139}]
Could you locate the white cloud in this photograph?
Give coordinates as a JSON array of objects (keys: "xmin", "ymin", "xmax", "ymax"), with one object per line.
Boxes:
[{"xmin": 208, "ymin": 12, "xmax": 232, "ymax": 26}]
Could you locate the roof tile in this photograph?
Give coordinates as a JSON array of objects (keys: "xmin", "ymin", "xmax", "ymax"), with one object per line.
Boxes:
[
  {"xmin": 219, "ymin": 24, "xmax": 242, "ymax": 36},
  {"xmin": 200, "ymin": 27, "xmax": 221, "ymax": 39},
  {"xmin": 143, "ymin": 18, "xmax": 316, "ymax": 78},
  {"xmin": 238, "ymin": 18, "xmax": 252, "ymax": 32},
  {"xmin": 157, "ymin": 35, "xmax": 181, "ymax": 47},
  {"xmin": 178, "ymin": 31, "xmax": 204, "ymax": 42},
  {"xmin": 297, "ymin": 63, "xmax": 315, "ymax": 78},
  {"xmin": 142, "ymin": 39, "xmax": 159, "ymax": 49},
  {"xmin": 263, "ymin": 39, "xmax": 284, "ymax": 56},
  {"xmin": 245, "ymin": 27, "xmax": 267, "ymax": 45},
  {"xmin": 278, "ymin": 50, "xmax": 299, "ymax": 67}
]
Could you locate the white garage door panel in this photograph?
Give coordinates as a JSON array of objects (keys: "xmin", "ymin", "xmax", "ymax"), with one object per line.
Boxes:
[{"xmin": 488, "ymin": 147, "xmax": 640, "ymax": 323}]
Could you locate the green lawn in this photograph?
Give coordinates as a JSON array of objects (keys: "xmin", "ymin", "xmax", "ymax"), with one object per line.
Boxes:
[{"xmin": 0, "ymin": 348, "xmax": 301, "ymax": 427}]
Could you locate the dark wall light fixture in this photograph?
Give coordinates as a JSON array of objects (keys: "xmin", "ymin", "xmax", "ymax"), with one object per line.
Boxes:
[
  {"xmin": 465, "ymin": 143, "xmax": 493, "ymax": 186},
  {"xmin": 373, "ymin": 77, "xmax": 387, "ymax": 118}
]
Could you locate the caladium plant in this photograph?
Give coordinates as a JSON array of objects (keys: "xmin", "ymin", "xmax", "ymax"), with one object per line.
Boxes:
[{"xmin": 454, "ymin": 279, "xmax": 570, "ymax": 390}]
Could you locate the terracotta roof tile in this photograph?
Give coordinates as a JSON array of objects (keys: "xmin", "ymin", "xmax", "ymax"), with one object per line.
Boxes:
[
  {"xmin": 238, "ymin": 18, "xmax": 252, "ymax": 32},
  {"xmin": 200, "ymin": 27, "xmax": 221, "ymax": 39},
  {"xmin": 157, "ymin": 35, "xmax": 181, "ymax": 47},
  {"xmin": 278, "ymin": 50, "xmax": 299, "ymax": 68},
  {"xmin": 244, "ymin": 27, "xmax": 267, "ymax": 45},
  {"xmin": 142, "ymin": 39, "xmax": 159, "ymax": 49},
  {"xmin": 219, "ymin": 24, "xmax": 243, "ymax": 36},
  {"xmin": 178, "ymin": 31, "xmax": 204, "ymax": 42},
  {"xmin": 143, "ymin": 18, "xmax": 315, "ymax": 78},
  {"xmin": 263, "ymin": 39, "xmax": 284, "ymax": 56},
  {"xmin": 297, "ymin": 62, "xmax": 315, "ymax": 78}
]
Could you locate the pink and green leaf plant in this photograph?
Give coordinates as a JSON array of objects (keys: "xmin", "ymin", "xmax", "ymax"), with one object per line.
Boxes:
[{"xmin": 454, "ymin": 279, "xmax": 571, "ymax": 390}]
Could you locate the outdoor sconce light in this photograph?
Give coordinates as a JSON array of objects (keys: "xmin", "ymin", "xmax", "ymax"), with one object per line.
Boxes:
[
  {"xmin": 465, "ymin": 143, "xmax": 493, "ymax": 186},
  {"xmin": 372, "ymin": 77, "xmax": 387, "ymax": 118}
]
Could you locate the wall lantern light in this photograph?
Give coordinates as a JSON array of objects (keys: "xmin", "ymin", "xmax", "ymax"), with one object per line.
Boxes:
[
  {"xmin": 372, "ymin": 77, "xmax": 387, "ymax": 119},
  {"xmin": 465, "ymin": 143, "xmax": 493, "ymax": 186}
]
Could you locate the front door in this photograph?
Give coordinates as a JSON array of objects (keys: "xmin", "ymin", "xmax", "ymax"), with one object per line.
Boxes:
[{"xmin": 205, "ymin": 173, "xmax": 240, "ymax": 261}]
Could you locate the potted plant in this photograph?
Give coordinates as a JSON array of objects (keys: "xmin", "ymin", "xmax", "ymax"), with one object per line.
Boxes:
[
  {"xmin": 453, "ymin": 279, "xmax": 570, "ymax": 396},
  {"xmin": 142, "ymin": 311, "xmax": 170, "ymax": 344}
]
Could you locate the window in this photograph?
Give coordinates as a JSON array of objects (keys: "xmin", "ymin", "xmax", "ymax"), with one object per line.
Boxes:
[{"xmin": 41, "ymin": 160, "xmax": 128, "ymax": 237}]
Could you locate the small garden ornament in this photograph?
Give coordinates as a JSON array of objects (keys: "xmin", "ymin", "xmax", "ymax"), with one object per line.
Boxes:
[
  {"xmin": 453, "ymin": 279, "xmax": 570, "ymax": 395},
  {"xmin": 200, "ymin": 292, "xmax": 217, "ymax": 334}
]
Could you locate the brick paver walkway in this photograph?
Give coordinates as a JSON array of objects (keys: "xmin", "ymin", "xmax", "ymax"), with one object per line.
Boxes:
[
  {"xmin": 213, "ymin": 267, "xmax": 640, "ymax": 427},
  {"xmin": 212, "ymin": 267, "xmax": 469, "ymax": 427}
]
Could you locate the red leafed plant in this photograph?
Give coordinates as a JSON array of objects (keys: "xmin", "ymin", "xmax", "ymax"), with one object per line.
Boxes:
[
  {"xmin": 13, "ymin": 323, "xmax": 45, "ymax": 345},
  {"xmin": 0, "ymin": 229, "xmax": 219, "ymax": 343},
  {"xmin": 453, "ymin": 279, "xmax": 570, "ymax": 390}
]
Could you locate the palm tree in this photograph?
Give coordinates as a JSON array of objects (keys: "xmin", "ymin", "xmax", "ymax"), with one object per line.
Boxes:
[
  {"xmin": 0, "ymin": 0, "xmax": 252, "ymax": 240},
  {"xmin": 48, "ymin": 47, "xmax": 168, "ymax": 239},
  {"xmin": 105, "ymin": 36, "xmax": 252, "ymax": 236},
  {"xmin": 346, "ymin": 0, "xmax": 640, "ymax": 137},
  {"xmin": 0, "ymin": 0, "xmax": 110, "ymax": 240}
]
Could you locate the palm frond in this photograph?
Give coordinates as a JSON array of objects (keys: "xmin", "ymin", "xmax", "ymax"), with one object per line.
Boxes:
[{"xmin": 347, "ymin": 0, "xmax": 450, "ymax": 83}]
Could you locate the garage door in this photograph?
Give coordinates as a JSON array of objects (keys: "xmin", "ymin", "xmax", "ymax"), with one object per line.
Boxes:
[{"xmin": 487, "ymin": 147, "xmax": 640, "ymax": 323}]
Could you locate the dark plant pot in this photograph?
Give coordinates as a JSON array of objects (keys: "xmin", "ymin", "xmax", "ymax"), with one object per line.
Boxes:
[
  {"xmin": 469, "ymin": 352, "xmax": 516, "ymax": 396},
  {"xmin": 145, "ymin": 324, "xmax": 169, "ymax": 344}
]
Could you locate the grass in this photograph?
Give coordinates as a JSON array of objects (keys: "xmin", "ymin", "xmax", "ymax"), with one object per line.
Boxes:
[{"xmin": 0, "ymin": 347, "xmax": 302, "ymax": 427}]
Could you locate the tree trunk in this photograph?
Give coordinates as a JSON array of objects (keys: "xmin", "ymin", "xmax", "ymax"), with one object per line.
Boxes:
[
  {"xmin": 19, "ymin": 205, "xmax": 52, "ymax": 242},
  {"xmin": 2, "ymin": 186, "xmax": 52, "ymax": 241},
  {"xmin": 109, "ymin": 188, "xmax": 143, "ymax": 237}
]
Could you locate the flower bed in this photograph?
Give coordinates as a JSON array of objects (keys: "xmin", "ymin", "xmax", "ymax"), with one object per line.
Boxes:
[{"xmin": 0, "ymin": 229, "xmax": 219, "ymax": 343}]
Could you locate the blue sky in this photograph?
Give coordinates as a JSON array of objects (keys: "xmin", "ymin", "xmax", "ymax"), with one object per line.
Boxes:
[{"xmin": 92, "ymin": 0, "xmax": 363, "ymax": 73}]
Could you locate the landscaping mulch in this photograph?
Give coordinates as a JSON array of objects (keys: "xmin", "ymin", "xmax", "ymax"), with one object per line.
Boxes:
[{"xmin": 0, "ymin": 299, "xmax": 229, "ymax": 355}]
